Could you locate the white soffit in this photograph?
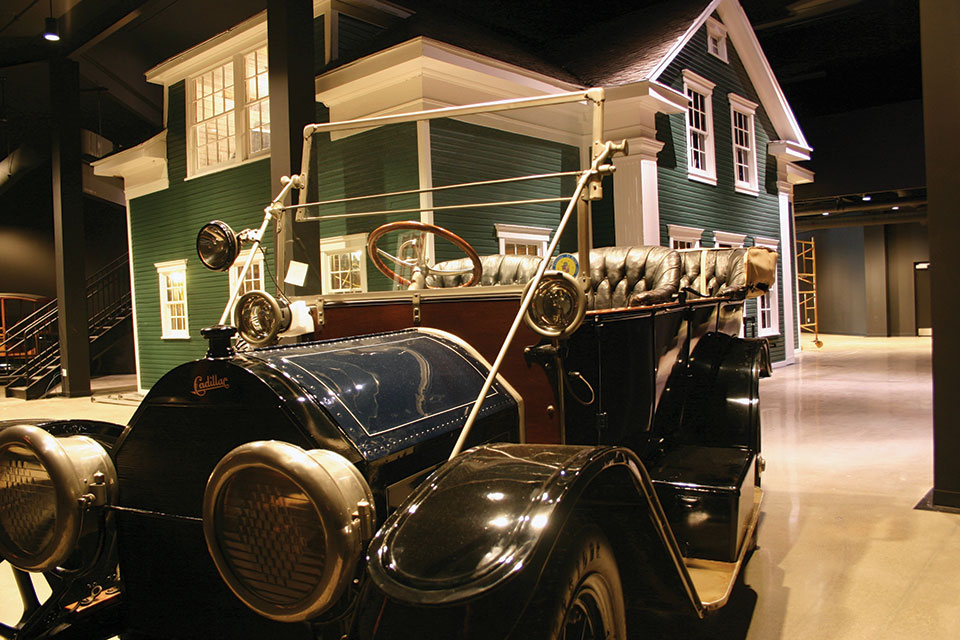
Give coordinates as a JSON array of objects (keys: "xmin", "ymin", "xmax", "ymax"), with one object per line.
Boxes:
[
  {"xmin": 314, "ymin": 38, "xmax": 590, "ymax": 145},
  {"xmin": 92, "ymin": 131, "xmax": 169, "ymax": 199}
]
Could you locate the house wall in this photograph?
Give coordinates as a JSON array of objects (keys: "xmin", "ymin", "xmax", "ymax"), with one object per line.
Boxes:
[
  {"xmin": 129, "ymin": 81, "xmax": 273, "ymax": 388},
  {"xmin": 311, "ymin": 116, "xmax": 419, "ymax": 292},
  {"xmin": 430, "ymin": 119, "xmax": 580, "ymax": 260},
  {"xmin": 655, "ymin": 22, "xmax": 787, "ymax": 361}
]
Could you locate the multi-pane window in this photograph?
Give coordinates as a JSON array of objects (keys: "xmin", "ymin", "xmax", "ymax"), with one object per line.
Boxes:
[
  {"xmin": 682, "ymin": 70, "xmax": 716, "ymax": 185},
  {"xmin": 194, "ymin": 62, "xmax": 236, "ymax": 170},
  {"xmin": 156, "ymin": 260, "xmax": 189, "ymax": 339},
  {"xmin": 706, "ymin": 17, "xmax": 728, "ymax": 63},
  {"xmin": 668, "ymin": 224, "xmax": 703, "ymax": 250},
  {"xmin": 229, "ymin": 249, "xmax": 265, "ymax": 297},
  {"xmin": 729, "ymin": 94, "xmax": 759, "ymax": 195},
  {"xmin": 754, "ymin": 238, "xmax": 780, "ymax": 337},
  {"xmin": 688, "ymin": 89, "xmax": 709, "ymax": 172},
  {"xmin": 504, "ymin": 242, "xmax": 540, "ymax": 256},
  {"xmin": 733, "ymin": 111, "xmax": 751, "ymax": 182},
  {"xmin": 495, "ymin": 224, "xmax": 550, "ymax": 257},
  {"xmin": 328, "ymin": 251, "xmax": 363, "ymax": 292},
  {"xmin": 245, "ymin": 47, "xmax": 270, "ymax": 154},
  {"xmin": 320, "ymin": 233, "xmax": 368, "ymax": 294},
  {"xmin": 190, "ymin": 47, "xmax": 269, "ymax": 175}
]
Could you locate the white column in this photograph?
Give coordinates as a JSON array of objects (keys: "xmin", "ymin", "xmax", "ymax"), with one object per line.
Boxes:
[
  {"xmin": 777, "ymin": 180, "xmax": 796, "ymax": 364},
  {"xmin": 417, "ymin": 120, "xmax": 435, "ymax": 262},
  {"xmin": 613, "ymin": 136, "xmax": 663, "ymax": 247}
]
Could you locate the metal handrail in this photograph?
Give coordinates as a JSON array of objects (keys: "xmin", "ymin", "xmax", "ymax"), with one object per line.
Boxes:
[{"xmin": 1, "ymin": 253, "xmax": 131, "ymax": 388}]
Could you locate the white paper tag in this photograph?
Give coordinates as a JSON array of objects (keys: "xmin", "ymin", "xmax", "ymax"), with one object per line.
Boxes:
[{"xmin": 284, "ymin": 260, "xmax": 309, "ymax": 287}]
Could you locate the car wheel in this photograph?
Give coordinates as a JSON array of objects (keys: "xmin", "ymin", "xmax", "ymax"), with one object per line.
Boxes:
[{"xmin": 513, "ymin": 522, "xmax": 627, "ymax": 640}]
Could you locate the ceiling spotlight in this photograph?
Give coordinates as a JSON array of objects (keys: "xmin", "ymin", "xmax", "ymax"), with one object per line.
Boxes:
[
  {"xmin": 43, "ymin": 16, "xmax": 59, "ymax": 41},
  {"xmin": 892, "ymin": 206, "xmax": 900, "ymax": 211},
  {"xmin": 862, "ymin": 195, "xmax": 872, "ymax": 201},
  {"xmin": 821, "ymin": 212, "xmax": 830, "ymax": 216}
]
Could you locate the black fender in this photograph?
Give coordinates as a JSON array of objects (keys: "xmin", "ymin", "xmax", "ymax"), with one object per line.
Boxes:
[
  {"xmin": 357, "ymin": 443, "xmax": 704, "ymax": 639},
  {"xmin": 653, "ymin": 331, "xmax": 767, "ymax": 456}
]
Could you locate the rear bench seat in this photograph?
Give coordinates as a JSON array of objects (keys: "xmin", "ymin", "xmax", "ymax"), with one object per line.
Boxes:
[
  {"xmin": 679, "ymin": 247, "xmax": 750, "ymax": 297},
  {"xmin": 428, "ymin": 245, "xmax": 682, "ymax": 310}
]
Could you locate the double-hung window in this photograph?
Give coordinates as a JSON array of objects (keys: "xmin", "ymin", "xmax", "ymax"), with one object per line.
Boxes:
[
  {"xmin": 753, "ymin": 237, "xmax": 780, "ymax": 337},
  {"xmin": 729, "ymin": 94, "xmax": 759, "ymax": 196},
  {"xmin": 682, "ymin": 70, "xmax": 716, "ymax": 185},
  {"xmin": 706, "ymin": 17, "xmax": 729, "ymax": 63},
  {"xmin": 320, "ymin": 234, "xmax": 368, "ymax": 294},
  {"xmin": 155, "ymin": 260, "xmax": 189, "ymax": 339},
  {"xmin": 190, "ymin": 46, "xmax": 270, "ymax": 175},
  {"xmin": 229, "ymin": 249, "xmax": 265, "ymax": 297}
]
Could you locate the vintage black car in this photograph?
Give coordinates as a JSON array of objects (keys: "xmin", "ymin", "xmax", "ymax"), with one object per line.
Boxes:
[{"xmin": 0, "ymin": 89, "xmax": 774, "ymax": 639}]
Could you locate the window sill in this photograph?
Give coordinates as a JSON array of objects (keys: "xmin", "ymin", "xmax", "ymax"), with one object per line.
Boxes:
[
  {"xmin": 735, "ymin": 183, "xmax": 760, "ymax": 197},
  {"xmin": 688, "ymin": 172, "xmax": 718, "ymax": 187},
  {"xmin": 185, "ymin": 152, "xmax": 271, "ymax": 182},
  {"xmin": 161, "ymin": 334, "xmax": 191, "ymax": 340},
  {"xmin": 758, "ymin": 328, "xmax": 779, "ymax": 338}
]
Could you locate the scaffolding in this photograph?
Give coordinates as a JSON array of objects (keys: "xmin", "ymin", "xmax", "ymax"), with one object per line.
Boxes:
[{"xmin": 796, "ymin": 237, "xmax": 823, "ymax": 348}]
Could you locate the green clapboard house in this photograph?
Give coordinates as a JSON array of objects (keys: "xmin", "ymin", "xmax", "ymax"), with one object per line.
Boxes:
[{"xmin": 93, "ymin": 0, "xmax": 812, "ymax": 392}]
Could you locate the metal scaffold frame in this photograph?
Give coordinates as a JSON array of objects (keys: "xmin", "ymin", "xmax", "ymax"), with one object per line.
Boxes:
[{"xmin": 796, "ymin": 237, "xmax": 822, "ymax": 348}]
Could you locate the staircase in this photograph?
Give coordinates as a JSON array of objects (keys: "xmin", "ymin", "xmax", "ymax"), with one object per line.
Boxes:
[{"xmin": 0, "ymin": 254, "xmax": 132, "ymax": 400}]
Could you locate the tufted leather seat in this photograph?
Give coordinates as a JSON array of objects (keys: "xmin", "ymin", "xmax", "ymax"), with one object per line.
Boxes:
[
  {"xmin": 679, "ymin": 248, "xmax": 748, "ymax": 297},
  {"xmin": 587, "ymin": 246, "xmax": 681, "ymax": 309},
  {"xmin": 425, "ymin": 253, "xmax": 544, "ymax": 288},
  {"xmin": 429, "ymin": 247, "xmax": 683, "ymax": 309}
]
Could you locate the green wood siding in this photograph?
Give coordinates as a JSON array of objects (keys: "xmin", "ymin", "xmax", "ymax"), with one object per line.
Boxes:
[
  {"xmin": 430, "ymin": 119, "xmax": 580, "ymax": 262},
  {"xmin": 338, "ymin": 14, "xmax": 385, "ymax": 61},
  {"xmin": 655, "ymin": 24, "xmax": 788, "ymax": 362},
  {"xmin": 130, "ymin": 80, "xmax": 273, "ymax": 388},
  {"xmin": 311, "ymin": 120, "xmax": 419, "ymax": 291}
]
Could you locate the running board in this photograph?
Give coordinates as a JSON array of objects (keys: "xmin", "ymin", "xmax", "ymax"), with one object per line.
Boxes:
[{"xmin": 684, "ymin": 486, "xmax": 763, "ymax": 612}]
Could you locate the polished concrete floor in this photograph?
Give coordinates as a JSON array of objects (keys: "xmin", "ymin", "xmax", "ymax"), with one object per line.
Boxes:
[{"xmin": 0, "ymin": 335, "xmax": 955, "ymax": 638}]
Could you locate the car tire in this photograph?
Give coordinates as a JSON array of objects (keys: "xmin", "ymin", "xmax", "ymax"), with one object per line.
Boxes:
[{"xmin": 512, "ymin": 522, "xmax": 627, "ymax": 640}]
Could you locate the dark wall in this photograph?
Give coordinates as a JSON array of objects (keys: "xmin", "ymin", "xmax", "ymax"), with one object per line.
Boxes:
[
  {"xmin": 0, "ymin": 162, "xmax": 128, "ymax": 297},
  {"xmin": 796, "ymin": 100, "xmax": 925, "ymax": 199},
  {"xmin": 801, "ymin": 227, "xmax": 867, "ymax": 335},
  {"xmin": 800, "ymin": 221, "xmax": 930, "ymax": 337},
  {"xmin": 886, "ymin": 222, "xmax": 930, "ymax": 336}
]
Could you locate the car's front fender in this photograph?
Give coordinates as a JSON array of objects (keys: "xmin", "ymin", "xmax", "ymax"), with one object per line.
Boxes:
[{"xmin": 361, "ymin": 443, "xmax": 702, "ymax": 638}]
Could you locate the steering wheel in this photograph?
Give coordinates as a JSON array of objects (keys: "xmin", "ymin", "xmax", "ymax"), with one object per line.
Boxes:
[{"xmin": 366, "ymin": 221, "xmax": 483, "ymax": 288}]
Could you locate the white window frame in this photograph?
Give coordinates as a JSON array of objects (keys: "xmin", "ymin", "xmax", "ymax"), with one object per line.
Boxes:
[
  {"xmin": 753, "ymin": 237, "xmax": 780, "ymax": 337},
  {"xmin": 229, "ymin": 248, "xmax": 266, "ymax": 297},
  {"xmin": 155, "ymin": 259, "xmax": 189, "ymax": 340},
  {"xmin": 320, "ymin": 233, "xmax": 368, "ymax": 294},
  {"xmin": 187, "ymin": 45, "xmax": 270, "ymax": 178},
  {"xmin": 729, "ymin": 94, "xmax": 760, "ymax": 196},
  {"xmin": 494, "ymin": 223, "xmax": 551, "ymax": 256},
  {"xmin": 706, "ymin": 17, "xmax": 729, "ymax": 63},
  {"xmin": 713, "ymin": 230, "xmax": 746, "ymax": 248},
  {"xmin": 682, "ymin": 70, "xmax": 717, "ymax": 186},
  {"xmin": 668, "ymin": 224, "xmax": 703, "ymax": 250}
]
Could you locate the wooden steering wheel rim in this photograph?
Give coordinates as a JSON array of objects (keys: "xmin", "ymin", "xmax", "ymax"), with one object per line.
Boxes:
[{"xmin": 366, "ymin": 221, "xmax": 482, "ymax": 287}]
